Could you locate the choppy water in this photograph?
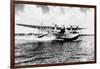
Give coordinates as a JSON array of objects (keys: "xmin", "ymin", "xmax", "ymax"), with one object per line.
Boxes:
[{"xmin": 15, "ymin": 36, "xmax": 94, "ymax": 66}]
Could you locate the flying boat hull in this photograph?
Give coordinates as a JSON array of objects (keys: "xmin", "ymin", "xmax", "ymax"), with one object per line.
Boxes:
[{"xmin": 56, "ymin": 33, "xmax": 80, "ymax": 41}]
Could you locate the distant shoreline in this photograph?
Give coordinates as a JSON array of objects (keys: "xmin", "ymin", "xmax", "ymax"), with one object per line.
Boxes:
[
  {"xmin": 79, "ymin": 34, "xmax": 94, "ymax": 36},
  {"xmin": 15, "ymin": 33, "xmax": 94, "ymax": 36}
]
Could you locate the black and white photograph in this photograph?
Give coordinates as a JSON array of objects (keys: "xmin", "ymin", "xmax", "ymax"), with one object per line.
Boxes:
[{"xmin": 13, "ymin": 1, "xmax": 96, "ymax": 67}]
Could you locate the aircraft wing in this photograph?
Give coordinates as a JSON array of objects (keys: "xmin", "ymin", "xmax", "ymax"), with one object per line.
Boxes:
[
  {"xmin": 75, "ymin": 28, "xmax": 86, "ymax": 30},
  {"xmin": 67, "ymin": 27, "xmax": 86, "ymax": 30},
  {"xmin": 16, "ymin": 24, "xmax": 61, "ymax": 30}
]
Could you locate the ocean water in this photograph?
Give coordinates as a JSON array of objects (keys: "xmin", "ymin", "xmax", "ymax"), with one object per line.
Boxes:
[{"xmin": 15, "ymin": 35, "xmax": 95, "ymax": 66}]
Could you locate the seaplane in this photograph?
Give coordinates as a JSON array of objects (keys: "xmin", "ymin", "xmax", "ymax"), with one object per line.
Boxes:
[{"xmin": 16, "ymin": 23, "xmax": 86, "ymax": 41}]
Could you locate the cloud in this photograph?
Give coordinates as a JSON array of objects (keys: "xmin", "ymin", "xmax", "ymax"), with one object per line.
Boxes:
[
  {"xmin": 36, "ymin": 5, "xmax": 50, "ymax": 14},
  {"xmin": 60, "ymin": 7, "xmax": 65, "ymax": 14},
  {"xmin": 15, "ymin": 4, "xmax": 25, "ymax": 14},
  {"xmin": 80, "ymin": 8, "xmax": 90, "ymax": 14}
]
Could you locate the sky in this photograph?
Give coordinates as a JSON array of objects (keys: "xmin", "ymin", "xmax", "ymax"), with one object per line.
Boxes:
[{"xmin": 15, "ymin": 4, "xmax": 95, "ymax": 34}]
